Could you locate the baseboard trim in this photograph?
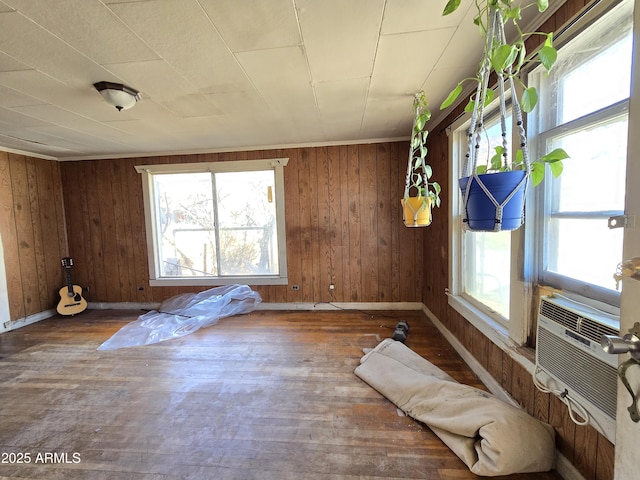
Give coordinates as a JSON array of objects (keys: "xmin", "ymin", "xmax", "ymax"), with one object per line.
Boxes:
[
  {"xmin": 421, "ymin": 304, "xmax": 518, "ymax": 407},
  {"xmin": 1, "ymin": 309, "xmax": 56, "ymax": 333},
  {"xmin": 85, "ymin": 301, "xmax": 423, "ymax": 312},
  {"xmin": 88, "ymin": 302, "xmax": 160, "ymax": 311},
  {"xmin": 555, "ymin": 452, "xmax": 585, "ymax": 480},
  {"xmin": 257, "ymin": 301, "xmax": 423, "ymax": 311}
]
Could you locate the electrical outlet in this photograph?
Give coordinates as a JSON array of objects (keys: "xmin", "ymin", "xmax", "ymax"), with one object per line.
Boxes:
[
  {"xmin": 329, "ymin": 284, "xmax": 335, "ymax": 290},
  {"xmin": 291, "ymin": 285, "xmax": 300, "ymax": 291}
]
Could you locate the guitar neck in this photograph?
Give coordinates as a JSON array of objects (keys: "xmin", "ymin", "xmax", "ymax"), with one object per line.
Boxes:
[{"xmin": 65, "ymin": 268, "xmax": 74, "ymax": 294}]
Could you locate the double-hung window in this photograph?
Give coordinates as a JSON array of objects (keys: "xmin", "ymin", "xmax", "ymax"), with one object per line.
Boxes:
[
  {"xmin": 449, "ymin": 0, "xmax": 632, "ymax": 342},
  {"xmin": 450, "ymin": 102, "xmax": 519, "ymax": 339},
  {"xmin": 528, "ymin": 0, "xmax": 632, "ymax": 306},
  {"xmin": 457, "ymin": 107, "xmax": 513, "ymax": 323},
  {"xmin": 136, "ymin": 159, "xmax": 288, "ymax": 286}
]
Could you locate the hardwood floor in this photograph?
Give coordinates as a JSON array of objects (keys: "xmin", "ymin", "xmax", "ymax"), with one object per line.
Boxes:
[{"xmin": 0, "ymin": 309, "xmax": 561, "ymax": 479}]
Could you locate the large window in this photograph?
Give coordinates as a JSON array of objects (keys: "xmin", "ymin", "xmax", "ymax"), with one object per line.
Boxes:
[
  {"xmin": 449, "ymin": 0, "xmax": 631, "ymax": 341},
  {"xmin": 136, "ymin": 159, "xmax": 288, "ymax": 286},
  {"xmin": 529, "ymin": 0, "xmax": 632, "ymax": 305}
]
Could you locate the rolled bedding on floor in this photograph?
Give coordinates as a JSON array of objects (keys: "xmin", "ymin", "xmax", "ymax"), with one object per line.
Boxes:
[{"xmin": 354, "ymin": 339, "xmax": 555, "ymax": 477}]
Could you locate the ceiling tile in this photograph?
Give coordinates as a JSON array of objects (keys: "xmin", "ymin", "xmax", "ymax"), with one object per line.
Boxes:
[
  {"xmin": 432, "ymin": 20, "xmax": 485, "ymax": 71},
  {"xmin": 103, "ymin": 0, "xmax": 152, "ymax": 4},
  {"xmin": 0, "ymin": 11, "xmax": 115, "ymax": 88},
  {"xmin": 26, "ymin": 125, "xmax": 127, "ymax": 152},
  {"xmin": 0, "ymin": 132, "xmax": 75, "ymax": 156},
  {"xmin": 158, "ymin": 94, "xmax": 224, "ymax": 118},
  {"xmin": 0, "ymin": 51, "xmax": 31, "ymax": 72},
  {"xmin": 361, "ymin": 95, "xmax": 412, "ymax": 138},
  {"xmin": 369, "ymin": 28, "xmax": 456, "ymax": 98},
  {"xmin": 322, "ymin": 119, "xmax": 366, "ymax": 142},
  {"xmin": 296, "ymin": 0, "xmax": 385, "ymax": 82},
  {"xmin": 4, "ymin": 0, "xmax": 158, "ymax": 64},
  {"xmin": 0, "ymin": 84, "xmax": 42, "ymax": 108},
  {"xmin": 427, "ymin": 0, "xmax": 487, "ymax": 77},
  {"xmin": 423, "ymin": 65, "xmax": 479, "ymax": 127},
  {"xmin": 108, "ymin": 0, "xmax": 254, "ymax": 94},
  {"xmin": 0, "ymin": 70, "xmax": 128, "ymax": 122},
  {"xmin": 199, "ymin": 0, "xmax": 301, "ymax": 52},
  {"xmin": 236, "ymin": 46, "xmax": 317, "ymax": 117},
  {"xmin": 203, "ymin": 91, "xmax": 270, "ymax": 116},
  {"xmin": 314, "ymin": 77, "xmax": 369, "ymax": 125},
  {"xmin": 0, "ymin": 106, "xmax": 51, "ymax": 129},
  {"xmin": 104, "ymin": 59, "xmax": 198, "ymax": 102},
  {"xmin": 12, "ymin": 104, "xmax": 135, "ymax": 142},
  {"xmin": 381, "ymin": 0, "xmax": 471, "ymax": 34}
]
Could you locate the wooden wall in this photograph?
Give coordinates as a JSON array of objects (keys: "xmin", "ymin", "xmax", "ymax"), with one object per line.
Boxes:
[
  {"xmin": 0, "ymin": 151, "xmax": 67, "ymax": 322},
  {"xmin": 421, "ymin": 1, "xmax": 615, "ymax": 479},
  {"xmin": 59, "ymin": 142, "xmax": 429, "ymax": 305}
]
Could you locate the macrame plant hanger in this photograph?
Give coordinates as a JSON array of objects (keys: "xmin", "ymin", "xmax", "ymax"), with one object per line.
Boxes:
[
  {"xmin": 461, "ymin": 6, "xmax": 531, "ymax": 232},
  {"xmin": 403, "ymin": 93, "xmax": 431, "ymax": 227}
]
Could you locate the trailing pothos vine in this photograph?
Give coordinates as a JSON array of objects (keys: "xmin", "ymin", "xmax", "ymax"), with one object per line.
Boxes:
[
  {"xmin": 440, "ymin": 0, "xmax": 569, "ymax": 186},
  {"xmin": 405, "ymin": 91, "xmax": 441, "ymax": 210}
]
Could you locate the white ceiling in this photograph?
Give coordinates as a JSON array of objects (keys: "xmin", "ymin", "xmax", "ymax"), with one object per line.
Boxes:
[{"xmin": 0, "ymin": 0, "xmax": 537, "ymax": 160}]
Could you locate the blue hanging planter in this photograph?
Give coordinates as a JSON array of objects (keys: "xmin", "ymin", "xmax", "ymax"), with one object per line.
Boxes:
[
  {"xmin": 454, "ymin": 7, "xmax": 533, "ymax": 233},
  {"xmin": 459, "ymin": 170, "xmax": 527, "ymax": 231}
]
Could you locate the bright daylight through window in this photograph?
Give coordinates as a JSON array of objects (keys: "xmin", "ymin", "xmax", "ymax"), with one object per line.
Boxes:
[
  {"xmin": 461, "ymin": 110, "xmax": 513, "ymax": 321},
  {"xmin": 530, "ymin": 0, "xmax": 632, "ymax": 304},
  {"xmin": 136, "ymin": 159, "xmax": 288, "ymax": 286},
  {"xmin": 450, "ymin": 0, "xmax": 632, "ymax": 338}
]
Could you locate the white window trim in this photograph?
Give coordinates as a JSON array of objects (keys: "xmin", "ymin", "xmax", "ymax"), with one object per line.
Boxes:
[
  {"xmin": 135, "ymin": 158, "xmax": 289, "ymax": 286},
  {"xmin": 528, "ymin": 46, "xmax": 630, "ymax": 308},
  {"xmin": 447, "ymin": 113, "xmax": 531, "ymax": 346},
  {"xmin": 448, "ymin": 0, "xmax": 631, "ymax": 344}
]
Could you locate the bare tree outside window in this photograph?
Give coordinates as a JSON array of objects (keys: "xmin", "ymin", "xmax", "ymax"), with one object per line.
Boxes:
[{"xmin": 153, "ymin": 170, "xmax": 278, "ymax": 279}]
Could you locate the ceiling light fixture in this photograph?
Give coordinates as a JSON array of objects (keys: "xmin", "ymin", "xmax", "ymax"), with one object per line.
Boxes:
[{"xmin": 93, "ymin": 81, "xmax": 141, "ymax": 111}]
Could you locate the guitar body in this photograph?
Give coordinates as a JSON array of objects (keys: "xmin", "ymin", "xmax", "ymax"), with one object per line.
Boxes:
[
  {"xmin": 57, "ymin": 285, "xmax": 88, "ymax": 316},
  {"xmin": 57, "ymin": 257, "xmax": 87, "ymax": 316}
]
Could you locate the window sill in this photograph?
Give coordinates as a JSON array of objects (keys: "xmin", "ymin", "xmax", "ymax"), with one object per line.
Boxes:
[
  {"xmin": 149, "ymin": 276, "xmax": 288, "ymax": 287},
  {"xmin": 446, "ymin": 291, "xmax": 530, "ymax": 357}
]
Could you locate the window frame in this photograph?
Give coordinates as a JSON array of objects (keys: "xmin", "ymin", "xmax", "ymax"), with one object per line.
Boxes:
[
  {"xmin": 534, "ymin": 101, "xmax": 628, "ymax": 305},
  {"xmin": 527, "ymin": 0, "xmax": 632, "ymax": 307},
  {"xmin": 448, "ymin": 0, "xmax": 629, "ymax": 346},
  {"xmin": 135, "ymin": 158, "xmax": 289, "ymax": 287},
  {"xmin": 448, "ymin": 108, "xmax": 530, "ymax": 346}
]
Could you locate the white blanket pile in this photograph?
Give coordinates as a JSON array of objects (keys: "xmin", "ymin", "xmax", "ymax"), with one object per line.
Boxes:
[{"xmin": 354, "ymin": 339, "xmax": 555, "ymax": 477}]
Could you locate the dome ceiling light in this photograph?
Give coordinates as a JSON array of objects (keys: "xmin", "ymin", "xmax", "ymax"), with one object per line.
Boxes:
[{"xmin": 93, "ymin": 81, "xmax": 141, "ymax": 111}]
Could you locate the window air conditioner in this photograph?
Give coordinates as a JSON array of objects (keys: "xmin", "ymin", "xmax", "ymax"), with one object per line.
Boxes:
[{"xmin": 536, "ymin": 295, "xmax": 620, "ymax": 424}]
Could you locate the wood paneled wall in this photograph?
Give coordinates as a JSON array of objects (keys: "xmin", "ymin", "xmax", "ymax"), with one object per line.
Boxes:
[
  {"xmin": 0, "ymin": 152, "xmax": 67, "ymax": 321},
  {"xmin": 59, "ymin": 142, "xmax": 428, "ymax": 305},
  {"xmin": 422, "ymin": 1, "xmax": 615, "ymax": 479}
]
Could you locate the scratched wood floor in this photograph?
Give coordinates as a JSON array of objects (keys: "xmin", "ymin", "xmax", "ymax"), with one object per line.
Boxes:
[{"xmin": 0, "ymin": 309, "xmax": 561, "ymax": 479}]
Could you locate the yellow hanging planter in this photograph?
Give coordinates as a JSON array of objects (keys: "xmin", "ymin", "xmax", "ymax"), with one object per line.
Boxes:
[
  {"xmin": 402, "ymin": 196, "xmax": 432, "ymax": 227},
  {"xmin": 402, "ymin": 91, "xmax": 440, "ymax": 228}
]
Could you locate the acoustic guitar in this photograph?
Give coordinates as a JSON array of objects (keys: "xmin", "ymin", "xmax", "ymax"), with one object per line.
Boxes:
[{"xmin": 56, "ymin": 257, "xmax": 87, "ymax": 316}]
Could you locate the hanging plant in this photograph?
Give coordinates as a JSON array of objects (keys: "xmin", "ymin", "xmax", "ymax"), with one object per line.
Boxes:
[
  {"xmin": 440, "ymin": 0, "xmax": 569, "ymax": 231},
  {"xmin": 402, "ymin": 91, "xmax": 441, "ymax": 227}
]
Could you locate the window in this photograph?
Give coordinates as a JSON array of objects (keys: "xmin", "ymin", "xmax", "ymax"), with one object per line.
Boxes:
[
  {"xmin": 448, "ymin": 0, "xmax": 631, "ymax": 342},
  {"xmin": 459, "ymin": 108, "xmax": 513, "ymax": 322},
  {"xmin": 136, "ymin": 159, "xmax": 288, "ymax": 286},
  {"xmin": 529, "ymin": 0, "xmax": 632, "ymax": 305}
]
